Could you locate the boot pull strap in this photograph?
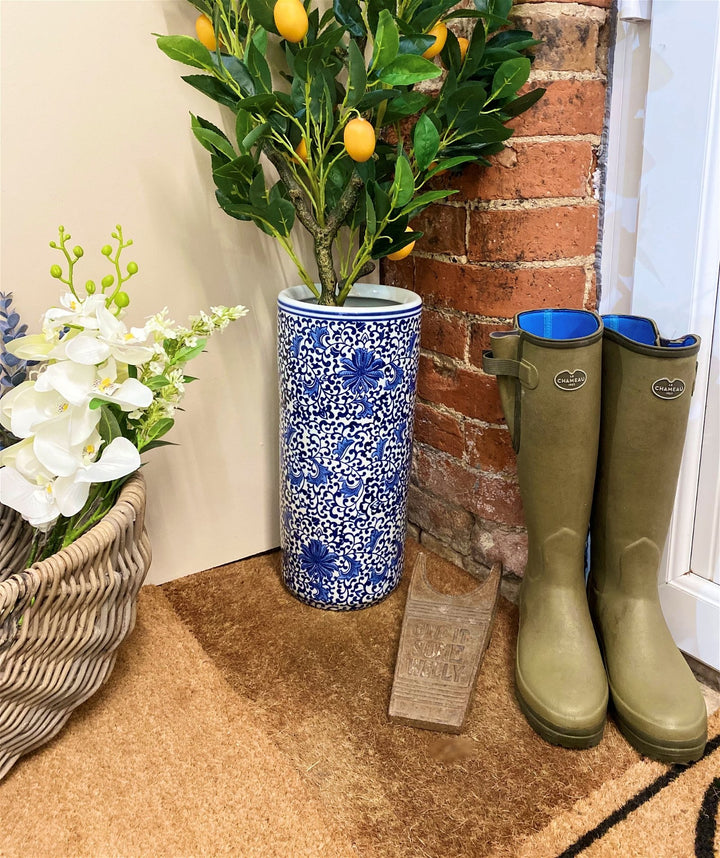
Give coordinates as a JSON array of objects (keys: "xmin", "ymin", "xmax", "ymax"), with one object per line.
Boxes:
[{"xmin": 482, "ymin": 351, "xmax": 539, "ymax": 389}]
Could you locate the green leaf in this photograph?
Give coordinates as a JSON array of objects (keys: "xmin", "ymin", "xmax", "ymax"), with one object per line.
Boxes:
[
  {"xmin": 461, "ymin": 18, "xmax": 486, "ymax": 77},
  {"xmin": 140, "ymin": 439, "xmax": 179, "ymax": 453},
  {"xmin": 97, "ymin": 406, "xmax": 122, "ymax": 445},
  {"xmin": 240, "ymin": 121, "xmax": 271, "ymax": 152},
  {"xmin": 215, "ymin": 191, "xmax": 253, "ymax": 220},
  {"xmin": 236, "ymin": 93, "xmax": 277, "ymax": 113},
  {"xmin": 246, "ymin": 0, "xmax": 279, "ymax": 34},
  {"xmin": 426, "ymin": 155, "xmax": 475, "ymax": 175},
  {"xmin": 443, "ymin": 9, "xmax": 510, "ymax": 30},
  {"xmin": 391, "ymin": 154, "xmax": 415, "ymax": 207},
  {"xmin": 382, "ymin": 91, "xmax": 432, "ymax": 124},
  {"xmin": 400, "ymin": 188, "xmax": 456, "ymax": 215},
  {"xmin": 371, "ymin": 9, "xmax": 400, "ymax": 73},
  {"xmin": 333, "ymin": 0, "xmax": 365, "ymax": 37},
  {"xmin": 491, "ymin": 57, "xmax": 531, "ymax": 100},
  {"xmin": 252, "ymin": 26, "xmax": 268, "ymax": 53},
  {"xmin": 181, "ymin": 75, "xmax": 238, "ymax": 109},
  {"xmin": 365, "ymin": 190, "xmax": 377, "ymax": 234},
  {"xmin": 267, "ymin": 197, "xmax": 296, "ymax": 236},
  {"xmin": 497, "ymin": 86, "xmax": 545, "ymax": 118},
  {"xmin": 173, "ymin": 340, "xmax": 207, "ymax": 364},
  {"xmin": 213, "ymin": 154, "xmax": 255, "ymax": 188},
  {"xmin": 487, "ymin": 29, "xmax": 540, "ymax": 50},
  {"xmin": 412, "ymin": 0, "xmax": 458, "ymax": 32},
  {"xmin": 144, "ymin": 375, "xmax": 171, "ymax": 391},
  {"xmin": 191, "ymin": 114, "xmax": 237, "ymax": 160},
  {"xmin": 144, "ymin": 418, "xmax": 175, "ymax": 445},
  {"xmin": 219, "ymin": 55, "xmax": 256, "ymax": 95},
  {"xmin": 346, "ymin": 40, "xmax": 367, "ymax": 108},
  {"xmin": 379, "ymin": 54, "xmax": 442, "ymax": 86},
  {"xmin": 356, "ymin": 88, "xmax": 401, "ymax": 111},
  {"xmin": 247, "ymin": 41, "xmax": 272, "ymax": 92},
  {"xmin": 445, "ymin": 83, "xmax": 488, "ymax": 131},
  {"xmin": 413, "ymin": 113, "xmax": 440, "ymax": 171},
  {"xmin": 156, "ymin": 35, "xmax": 213, "ymax": 70},
  {"xmin": 368, "ymin": 179, "xmax": 391, "ymax": 221},
  {"xmin": 249, "ymin": 170, "xmax": 267, "ymax": 207},
  {"xmin": 440, "ymin": 28, "xmax": 462, "ymax": 74},
  {"xmin": 399, "ymin": 34, "xmax": 435, "ymax": 55},
  {"xmin": 235, "ymin": 110, "xmax": 253, "ymax": 148},
  {"xmin": 368, "ymin": 0, "xmax": 396, "ymax": 32}
]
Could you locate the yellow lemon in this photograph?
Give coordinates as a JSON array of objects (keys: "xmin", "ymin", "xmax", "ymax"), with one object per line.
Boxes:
[
  {"xmin": 195, "ymin": 14, "xmax": 217, "ymax": 51},
  {"xmin": 343, "ymin": 117, "xmax": 376, "ymax": 163},
  {"xmin": 423, "ymin": 22, "xmax": 447, "ymax": 59},
  {"xmin": 295, "ymin": 138, "xmax": 308, "ymax": 163},
  {"xmin": 387, "ymin": 228, "xmax": 416, "ymax": 261},
  {"xmin": 457, "ymin": 36, "xmax": 469, "ymax": 62},
  {"xmin": 274, "ymin": 0, "xmax": 309, "ymax": 43}
]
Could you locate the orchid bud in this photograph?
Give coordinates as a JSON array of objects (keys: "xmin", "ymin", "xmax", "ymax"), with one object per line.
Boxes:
[
  {"xmin": 101, "ymin": 245, "xmax": 112, "ymax": 256},
  {"xmin": 114, "ymin": 291, "xmax": 130, "ymax": 308},
  {"xmin": 73, "ymin": 246, "xmax": 84, "ymax": 257},
  {"xmin": 85, "ymin": 280, "xmax": 96, "ymax": 294},
  {"xmin": 50, "ymin": 264, "xmax": 63, "ymax": 278},
  {"xmin": 101, "ymin": 274, "xmax": 114, "ymax": 288}
]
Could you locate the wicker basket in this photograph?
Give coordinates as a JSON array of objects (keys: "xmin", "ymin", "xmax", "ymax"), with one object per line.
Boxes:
[{"xmin": 0, "ymin": 472, "xmax": 151, "ymax": 780}]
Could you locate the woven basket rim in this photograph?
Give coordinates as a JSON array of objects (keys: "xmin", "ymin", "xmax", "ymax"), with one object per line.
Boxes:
[{"xmin": 1, "ymin": 471, "xmax": 146, "ymax": 585}]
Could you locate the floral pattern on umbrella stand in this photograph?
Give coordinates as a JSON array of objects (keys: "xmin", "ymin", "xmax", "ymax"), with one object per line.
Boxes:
[{"xmin": 278, "ymin": 288, "xmax": 421, "ymax": 610}]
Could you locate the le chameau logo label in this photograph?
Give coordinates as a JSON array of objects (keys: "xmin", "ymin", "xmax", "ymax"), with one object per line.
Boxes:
[
  {"xmin": 652, "ymin": 378, "xmax": 685, "ymax": 400},
  {"xmin": 554, "ymin": 369, "xmax": 587, "ymax": 391}
]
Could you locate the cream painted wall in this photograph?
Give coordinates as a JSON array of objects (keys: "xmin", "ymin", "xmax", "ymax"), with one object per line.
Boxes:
[{"xmin": 1, "ymin": 0, "xmax": 317, "ymax": 583}]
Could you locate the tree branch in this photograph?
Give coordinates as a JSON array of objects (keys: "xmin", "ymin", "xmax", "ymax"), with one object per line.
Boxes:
[
  {"xmin": 325, "ymin": 172, "xmax": 364, "ymax": 240},
  {"xmin": 264, "ymin": 147, "xmax": 319, "ymax": 238}
]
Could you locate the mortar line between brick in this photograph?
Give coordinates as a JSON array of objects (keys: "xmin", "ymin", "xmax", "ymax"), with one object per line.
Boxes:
[
  {"xmin": 412, "ymin": 252, "xmax": 596, "ymax": 268},
  {"xmin": 508, "ymin": 134, "xmax": 602, "ymax": 144},
  {"xmin": 529, "ymin": 70, "xmax": 607, "ymax": 83},
  {"xmin": 465, "ymin": 196, "xmax": 599, "ymax": 211}
]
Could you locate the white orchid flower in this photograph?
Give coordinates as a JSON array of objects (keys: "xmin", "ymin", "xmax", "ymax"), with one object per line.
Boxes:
[
  {"xmin": 0, "ymin": 436, "xmax": 141, "ymax": 531},
  {"xmin": 1, "ymin": 377, "xmax": 100, "ymax": 443},
  {"xmin": 5, "ymin": 333, "xmax": 57, "ymax": 361},
  {"xmin": 34, "ymin": 357, "xmax": 152, "ymax": 411},
  {"xmin": 0, "ymin": 467, "xmax": 61, "ymax": 531},
  {"xmin": 43, "ymin": 292, "xmax": 107, "ymax": 332},
  {"xmin": 0, "ymin": 436, "xmax": 53, "ymax": 483},
  {"xmin": 48, "ymin": 305, "xmax": 153, "ymax": 366},
  {"xmin": 52, "ymin": 437, "xmax": 141, "ymax": 518},
  {"xmin": 33, "ymin": 420, "xmax": 103, "ymax": 478}
]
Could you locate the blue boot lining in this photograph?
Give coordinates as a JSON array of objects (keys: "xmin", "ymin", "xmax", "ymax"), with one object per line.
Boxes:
[
  {"xmin": 603, "ymin": 314, "xmax": 696, "ymax": 347},
  {"xmin": 517, "ymin": 309, "xmax": 599, "ymax": 340}
]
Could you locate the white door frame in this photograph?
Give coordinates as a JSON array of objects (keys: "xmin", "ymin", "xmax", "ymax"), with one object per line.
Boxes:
[{"xmin": 601, "ymin": 0, "xmax": 720, "ymax": 670}]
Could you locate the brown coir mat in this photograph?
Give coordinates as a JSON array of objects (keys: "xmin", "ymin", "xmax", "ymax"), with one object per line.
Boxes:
[
  {"xmin": 161, "ymin": 540, "xmax": 719, "ymax": 858},
  {"xmin": 0, "ymin": 587, "xmax": 354, "ymax": 858},
  {"xmin": 1, "ymin": 541, "xmax": 717, "ymax": 857}
]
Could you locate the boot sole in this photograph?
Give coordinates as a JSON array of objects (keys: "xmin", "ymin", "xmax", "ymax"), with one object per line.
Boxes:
[
  {"xmin": 613, "ymin": 708, "xmax": 707, "ymax": 764},
  {"xmin": 515, "ymin": 687, "xmax": 605, "ymax": 750}
]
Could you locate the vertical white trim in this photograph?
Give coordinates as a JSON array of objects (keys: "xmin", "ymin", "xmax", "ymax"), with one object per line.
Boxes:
[
  {"xmin": 602, "ymin": 0, "xmax": 720, "ymax": 670},
  {"xmin": 599, "ymin": 18, "xmax": 652, "ymax": 315}
]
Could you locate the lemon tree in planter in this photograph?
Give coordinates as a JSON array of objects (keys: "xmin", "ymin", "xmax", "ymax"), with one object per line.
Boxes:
[
  {"xmin": 158, "ymin": 0, "xmax": 542, "ymax": 611},
  {"xmin": 157, "ymin": 0, "xmax": 543, "ymax": 306}
]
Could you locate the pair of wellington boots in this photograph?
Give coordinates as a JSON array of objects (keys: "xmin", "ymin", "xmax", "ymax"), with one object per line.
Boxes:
[{"xmin": 483, "ymin": 308, "xmax": 707, "ymax": 763}]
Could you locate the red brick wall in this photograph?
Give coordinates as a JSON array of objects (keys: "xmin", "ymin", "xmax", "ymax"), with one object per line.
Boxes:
[{"xmin": 383, "ymin": 0, "xmax": 612, "ymax": 595}]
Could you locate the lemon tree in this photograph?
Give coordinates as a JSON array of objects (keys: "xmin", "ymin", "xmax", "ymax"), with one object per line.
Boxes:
[{"xmin": 157, "ymin": 0, "xmax": 543, "ymax": 306}]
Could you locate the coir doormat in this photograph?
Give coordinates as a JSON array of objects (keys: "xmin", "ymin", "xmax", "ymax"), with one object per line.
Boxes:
[{"xmin": 163, "ymin": 540, "xmax": 720, "ymax": 858}]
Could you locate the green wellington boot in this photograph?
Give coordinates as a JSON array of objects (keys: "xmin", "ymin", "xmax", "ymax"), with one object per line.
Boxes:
[
  {"xmin": 484, "ymin": 309, "xmax": 608, "ymax": 748},
  {"xmin": 589, "ymin": 315, "xmax": 707, "ymax": 764}
]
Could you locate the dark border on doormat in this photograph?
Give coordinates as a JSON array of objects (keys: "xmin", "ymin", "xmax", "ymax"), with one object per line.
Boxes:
[{"xmin": 555, "ymin": 733, "xmax": 720, "ymax": 858}]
